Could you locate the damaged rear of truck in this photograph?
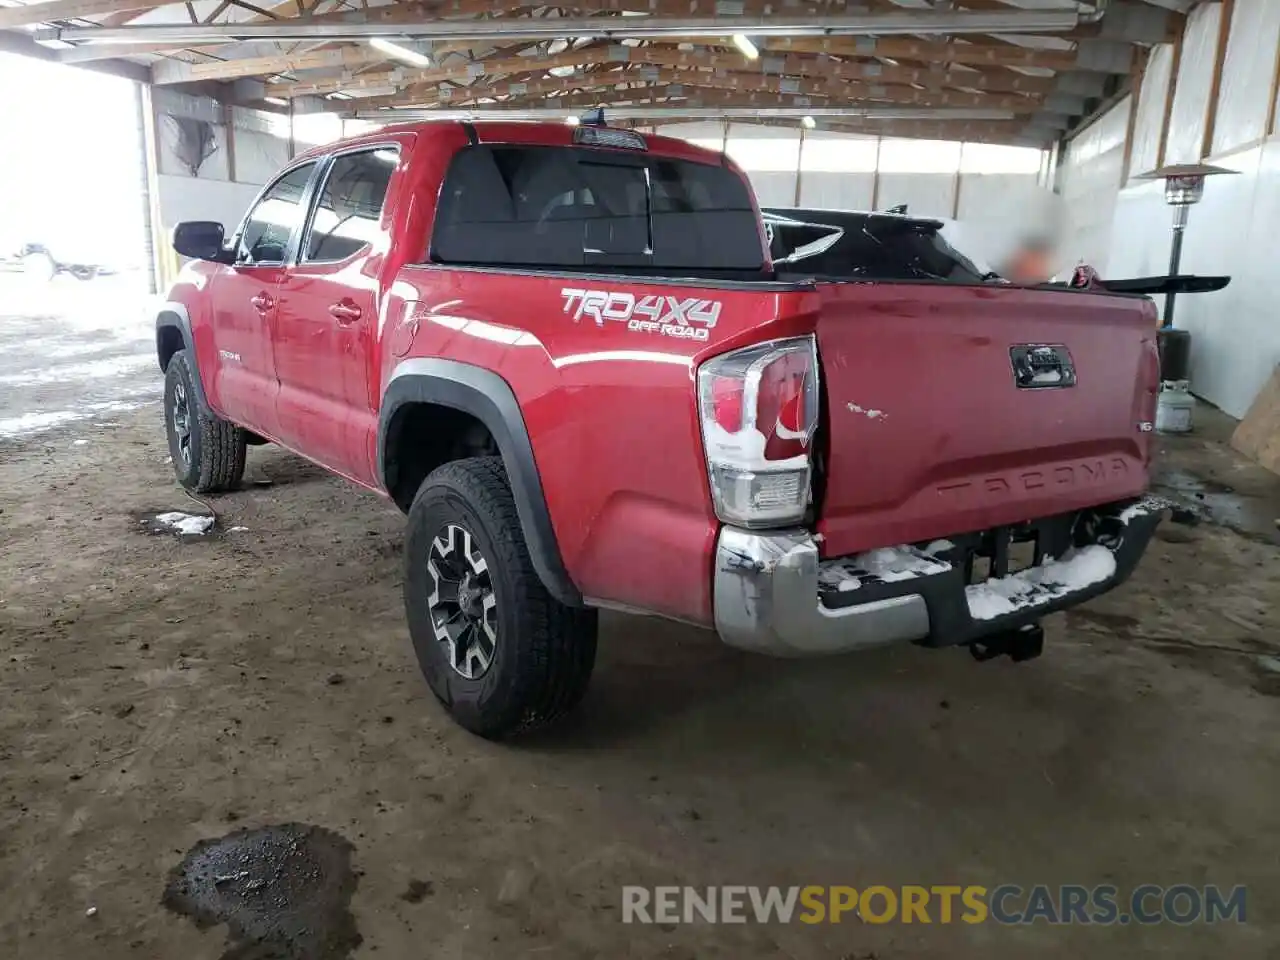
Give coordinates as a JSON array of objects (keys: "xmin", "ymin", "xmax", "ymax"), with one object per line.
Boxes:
[{"xmin": 709, "ymin": 254, "xmax": 1164, "ymax": 662}]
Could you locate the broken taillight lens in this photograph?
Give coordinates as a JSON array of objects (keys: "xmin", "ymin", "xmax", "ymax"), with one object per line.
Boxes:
[{"xmin": 697, "ymin": 336, "xmax": 820, "ymax": 528}]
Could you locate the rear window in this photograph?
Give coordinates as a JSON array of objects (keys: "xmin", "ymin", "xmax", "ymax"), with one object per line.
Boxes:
[
  {"xmin": 768, "ymin": 213, "xmax": 988, "ymax": 284},
  {"xmin": 430, "ymin": 145, "xmax": 765, "ymax": 273}
]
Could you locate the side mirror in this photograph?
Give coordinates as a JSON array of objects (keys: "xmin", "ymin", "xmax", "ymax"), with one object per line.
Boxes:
[{"xmin": 172, "ymin": 221, "xmax": 232, "ymax": 264}]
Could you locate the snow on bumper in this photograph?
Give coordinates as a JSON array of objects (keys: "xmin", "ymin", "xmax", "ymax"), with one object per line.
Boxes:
[{"xmin": 712, "ymin": 495, "xmax": 1166, "ymax": 656}]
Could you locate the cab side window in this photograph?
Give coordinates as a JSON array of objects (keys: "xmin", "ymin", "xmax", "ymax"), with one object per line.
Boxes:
[
  {"xmin": 303, "ymin": 148, "xmax": 398, "ymax": 263},
  {"xmin": 238, "ymin": 162, "xmax": 316, "ymax": 264}
]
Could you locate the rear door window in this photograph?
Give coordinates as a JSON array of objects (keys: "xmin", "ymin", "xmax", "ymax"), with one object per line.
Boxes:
[
  {"xmin": 430, "ymin": 145, "xmax": 764, "ymax": 273},
  {"xmin": 303, "ymin": 148, "xmax": 398, "ymax": 263}
]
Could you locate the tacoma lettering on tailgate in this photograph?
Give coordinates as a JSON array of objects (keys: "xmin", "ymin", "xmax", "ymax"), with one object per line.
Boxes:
[{"xmin": 937, "ymin": 458, "xmax": 1131, "ymax": 502}]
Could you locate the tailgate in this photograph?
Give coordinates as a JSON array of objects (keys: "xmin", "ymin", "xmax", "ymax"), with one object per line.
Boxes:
[{"xmin": 812, "ymin": 283, "xmax": 1159, "ymax": 557}]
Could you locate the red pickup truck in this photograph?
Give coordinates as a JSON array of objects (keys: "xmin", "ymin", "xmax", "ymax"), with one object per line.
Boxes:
[{"xmin": 159, "ymin": 119, "xmax": 1164, "ymax": 738}]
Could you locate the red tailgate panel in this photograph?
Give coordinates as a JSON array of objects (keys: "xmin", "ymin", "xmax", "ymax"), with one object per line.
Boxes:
[{"xmin": 813, "ymin": 283, "xmax": 1159, "ymax": 557}]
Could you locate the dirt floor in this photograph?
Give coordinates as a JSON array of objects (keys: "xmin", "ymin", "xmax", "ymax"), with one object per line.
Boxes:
[{"xmin": 3, "ymin": 289, "xmax": 1280, "ymax": 958}]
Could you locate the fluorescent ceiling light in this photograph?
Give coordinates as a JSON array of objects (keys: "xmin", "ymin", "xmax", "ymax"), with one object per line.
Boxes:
[
  {"xmin": 732, "ymin": 33, "xmax": 758, "ymax": 60},
  {"xmin": 801, "ymin": 115, "xmax": 816, "ymax": 129},
  {"xmin": 263, "ymin": 96, "xmax": 288, "ymax": 106},
  {"xmin": 369, "ymin": 38, "xmax": 430, "ymax": 67},
  {"xmin": 325, "ymin": 92, "xmax": 352, "ymax": 100}
]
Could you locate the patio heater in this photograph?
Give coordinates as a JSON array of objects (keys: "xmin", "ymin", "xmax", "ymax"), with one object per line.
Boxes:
[
  {"xmin": 1138, "ymin": 163, "xmax": 1237, "ymax": 330},
  {"xmin": 1136, "ymin": 163, "xmax": 1238, "ymax": 433}
]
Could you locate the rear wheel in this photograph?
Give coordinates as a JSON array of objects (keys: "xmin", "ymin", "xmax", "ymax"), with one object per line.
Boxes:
[
  {"xmin": 404, "ymin": 457, "xmax": 597, "ymax": 739},
  {"xmin": 164, "ymin": 349, "xmax": 247, "ymax": 493}
]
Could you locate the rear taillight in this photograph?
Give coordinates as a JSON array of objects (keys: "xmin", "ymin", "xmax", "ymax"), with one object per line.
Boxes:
[{"xmin": 697, "ymin": 336, "xmax": 820, "ymax": 528}]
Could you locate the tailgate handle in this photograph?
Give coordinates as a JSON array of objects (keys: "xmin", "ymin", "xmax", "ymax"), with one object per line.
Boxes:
[{"xmin": 1011, "ymin": 344, "xmax": 1075, "ymax": 390}]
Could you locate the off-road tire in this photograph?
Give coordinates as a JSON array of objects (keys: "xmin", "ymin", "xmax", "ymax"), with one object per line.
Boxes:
[
  {"xmin": 404, "ymin": 456, "xmax": 597, "ymax": 739},
  {"xmin": 164, "ymin": 349, "xmax": 247, "ymax": 494}
]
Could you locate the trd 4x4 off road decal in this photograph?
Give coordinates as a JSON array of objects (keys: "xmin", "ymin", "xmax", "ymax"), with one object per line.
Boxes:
[{"xmin": 561, "ymin": 288, "xmax": 721, "ymax": 341}]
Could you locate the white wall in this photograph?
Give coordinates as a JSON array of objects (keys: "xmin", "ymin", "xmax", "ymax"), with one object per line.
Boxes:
[
  {"xmin": 798, "ymin": 133, "xmax": 878, "ymax": 210},
  {"xmin": 1108, "ymin": 139, "xmax": 1280, "ymax": 419},
  {"xmin": 1211, "ymin": 0, "xmax": 1280, "ymax": 155},
  {"xmin": 155, "ymin": 175, "xmax": 261, "ymax": 235},
  {"xmin": 1058, "ymin": 96, "xmax": 1132, "ymax": 272},
  {"xmin": 1165, "ymin": 2, "xmax": 1221, "ymax": 165},
  {"xmin": 656, "ymin": 123, "xmax": 1053, "ymax": 273},
  {"xmin": 1128, "ymin": 44, "xmax": 1173, "ymax": 179},
  {"xmin": 1058, "ymin": 0, "xmax": 1280, "ymax": 418}
]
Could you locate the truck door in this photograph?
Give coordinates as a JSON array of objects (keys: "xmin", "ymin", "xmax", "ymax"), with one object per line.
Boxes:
[
  {"xmin": 271, "ymin": 147, "xmax": 398, "ymax": 483},
  {"xmin": 210, "ymin": 161, "xmax": 319, "ymax": 437}
]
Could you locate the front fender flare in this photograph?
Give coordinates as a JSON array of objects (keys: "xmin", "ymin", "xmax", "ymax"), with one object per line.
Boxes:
[
  {"xmin": 379, "ymin": 358, "xmax": 581, "ymax": 607},
  {"xmin": 155, "ymin": 301, "xmax": 209, "ymax": 412}
]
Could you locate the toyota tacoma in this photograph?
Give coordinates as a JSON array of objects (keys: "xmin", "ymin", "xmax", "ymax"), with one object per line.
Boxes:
[{"xmin": 158, "ymin": 120, "xmax": 1164, "ymax": 739}]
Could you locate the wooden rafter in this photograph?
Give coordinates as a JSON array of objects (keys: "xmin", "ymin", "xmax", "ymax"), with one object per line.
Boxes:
[
  {"xmin": 152, "ymin": 42, "xmax": 387, "ymax": 82},
  {"xmin": 267, "ymin": 45, "xmax": 607, "ymax": 98},
  {"xmin": 764, "ymin": 36, "xmax": 1080, "ymax": 71},
  {"xmin": 0, "ymin": 0, "xmax": 163, "ymax": 29},
  {"xmin": 261, "ymin": 36, "xmax": 1061, "ymax": 101},
  {"xmin": 380, "ymin": 66, "xmax": 1041, "ymax": 113}
]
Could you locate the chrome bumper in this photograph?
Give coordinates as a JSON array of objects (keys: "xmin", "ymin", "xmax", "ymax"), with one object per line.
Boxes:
[{"xmin": 713, "ymin": 526, "xmax": 931, "ymax": 657}]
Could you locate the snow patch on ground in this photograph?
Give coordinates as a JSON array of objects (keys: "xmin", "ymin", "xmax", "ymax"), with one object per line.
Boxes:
[
  {"xmin": 924, "ymin": 539, "xmax": 955, "ymax": 554},
  {"xmin": 72, "ymin": 439, "xmax": 88, "ymax": 446},
  {"xmin": 0, "ymin": 353, "xmax": 153, "ymax": 387},
  {"xmin": 1118, "ymin": 496, "xmax": 1166, "ymax": 525},
  {"xmin": 154, "ymin": 511, "xmax": 215, "ymax": 536},
  {"xmin": 0, "ymin": 393, "xmax": 161, "ymax": 439},
  {"xmin": 228, "ymin": 526, "xmax": 249, "ymax": 533},
  {"xmin": 965, "ymin": 545, "xmax": 1116, "ymax": 621},
  {"xmin": 846, "ymin": 402, "xmax": 887, "ymax": 420}
]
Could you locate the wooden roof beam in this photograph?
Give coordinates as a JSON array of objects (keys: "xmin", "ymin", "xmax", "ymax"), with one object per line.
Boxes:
[
  {"xmin": 267, "ymin": 45, "xmax": 605, "ymax": 97},
  {"xmin": 0, "ymin": 0, "xmax": 164, "ymax": 29},
  {"xmin": 370, "ymin": 69, "xmax": 1041, "ymax": 113},
  {"xmin": 764, "ymin": 36, "xmax": 1080, "ymax": 71}
]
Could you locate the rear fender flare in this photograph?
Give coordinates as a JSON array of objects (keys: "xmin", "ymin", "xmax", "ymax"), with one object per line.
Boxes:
[
  {"xmin": 379, "ymin": 358, "xmax": 581, "ymax": 607},
  {"xmin": 155, "ymin": 302, "xmax": 210, "ymax": 412}
]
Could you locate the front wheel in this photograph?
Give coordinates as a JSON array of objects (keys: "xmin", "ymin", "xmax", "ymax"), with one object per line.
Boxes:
[
  {"xmin": 404, "ymin": 457, "xmax": 597, "ymax": 739},
  {"xmin": 164, "ymin": 349, "xmax": 247, "ymax": 493}
]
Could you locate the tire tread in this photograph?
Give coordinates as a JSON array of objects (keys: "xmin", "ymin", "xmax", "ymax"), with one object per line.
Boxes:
[
  {"xmin": 166, "ymin": 350, "xmax": 247, "ymax": 494},
  {"xmin": 406, "ymin": 457, "xmax": 595, "ymax": 738}
]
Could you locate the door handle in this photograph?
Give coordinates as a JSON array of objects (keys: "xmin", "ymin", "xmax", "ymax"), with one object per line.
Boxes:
[
  {"xmin": 250, "ymin": 292, "xmax": 274, "ymax": 313},
  {"xmin": 329, "ymin": 301, "xmax": 362, "ymax": 324}
]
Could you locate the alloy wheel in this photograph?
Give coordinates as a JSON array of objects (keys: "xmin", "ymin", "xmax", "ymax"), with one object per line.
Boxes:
[
  {"xmin": 171, "ymin": 380, "xmax": 192, "ymax": 466},
  {"xmin": 426, "ymin": 523, "xmax": 498, "ymax": 680}
]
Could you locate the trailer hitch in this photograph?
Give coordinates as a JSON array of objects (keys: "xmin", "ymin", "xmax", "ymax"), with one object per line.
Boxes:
[{"xmin": 970, "ymin": 622, "xmax": 1044, "ymax": 663}]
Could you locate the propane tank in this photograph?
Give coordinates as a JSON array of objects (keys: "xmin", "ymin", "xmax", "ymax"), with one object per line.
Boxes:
[{"xmin": 1155, "ymin": 380, "xmax": 1195, "ymax": 434}]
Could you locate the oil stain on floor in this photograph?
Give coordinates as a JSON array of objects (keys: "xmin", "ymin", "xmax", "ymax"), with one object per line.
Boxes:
[{"xmin": 162, "ymin": 823, "xmax": 361, "ymax": 960}]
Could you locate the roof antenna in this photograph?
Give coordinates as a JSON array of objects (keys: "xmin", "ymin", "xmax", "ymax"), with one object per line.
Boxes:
[{"xmin": 579, "ymin": 107, "xmax": 607, "ymax": 127}]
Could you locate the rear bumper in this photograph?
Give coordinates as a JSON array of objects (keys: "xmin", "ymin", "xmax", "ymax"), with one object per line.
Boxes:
[{"xmin": 713, "ymin": 495, "xmax": 1164, "ymax": 657}]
